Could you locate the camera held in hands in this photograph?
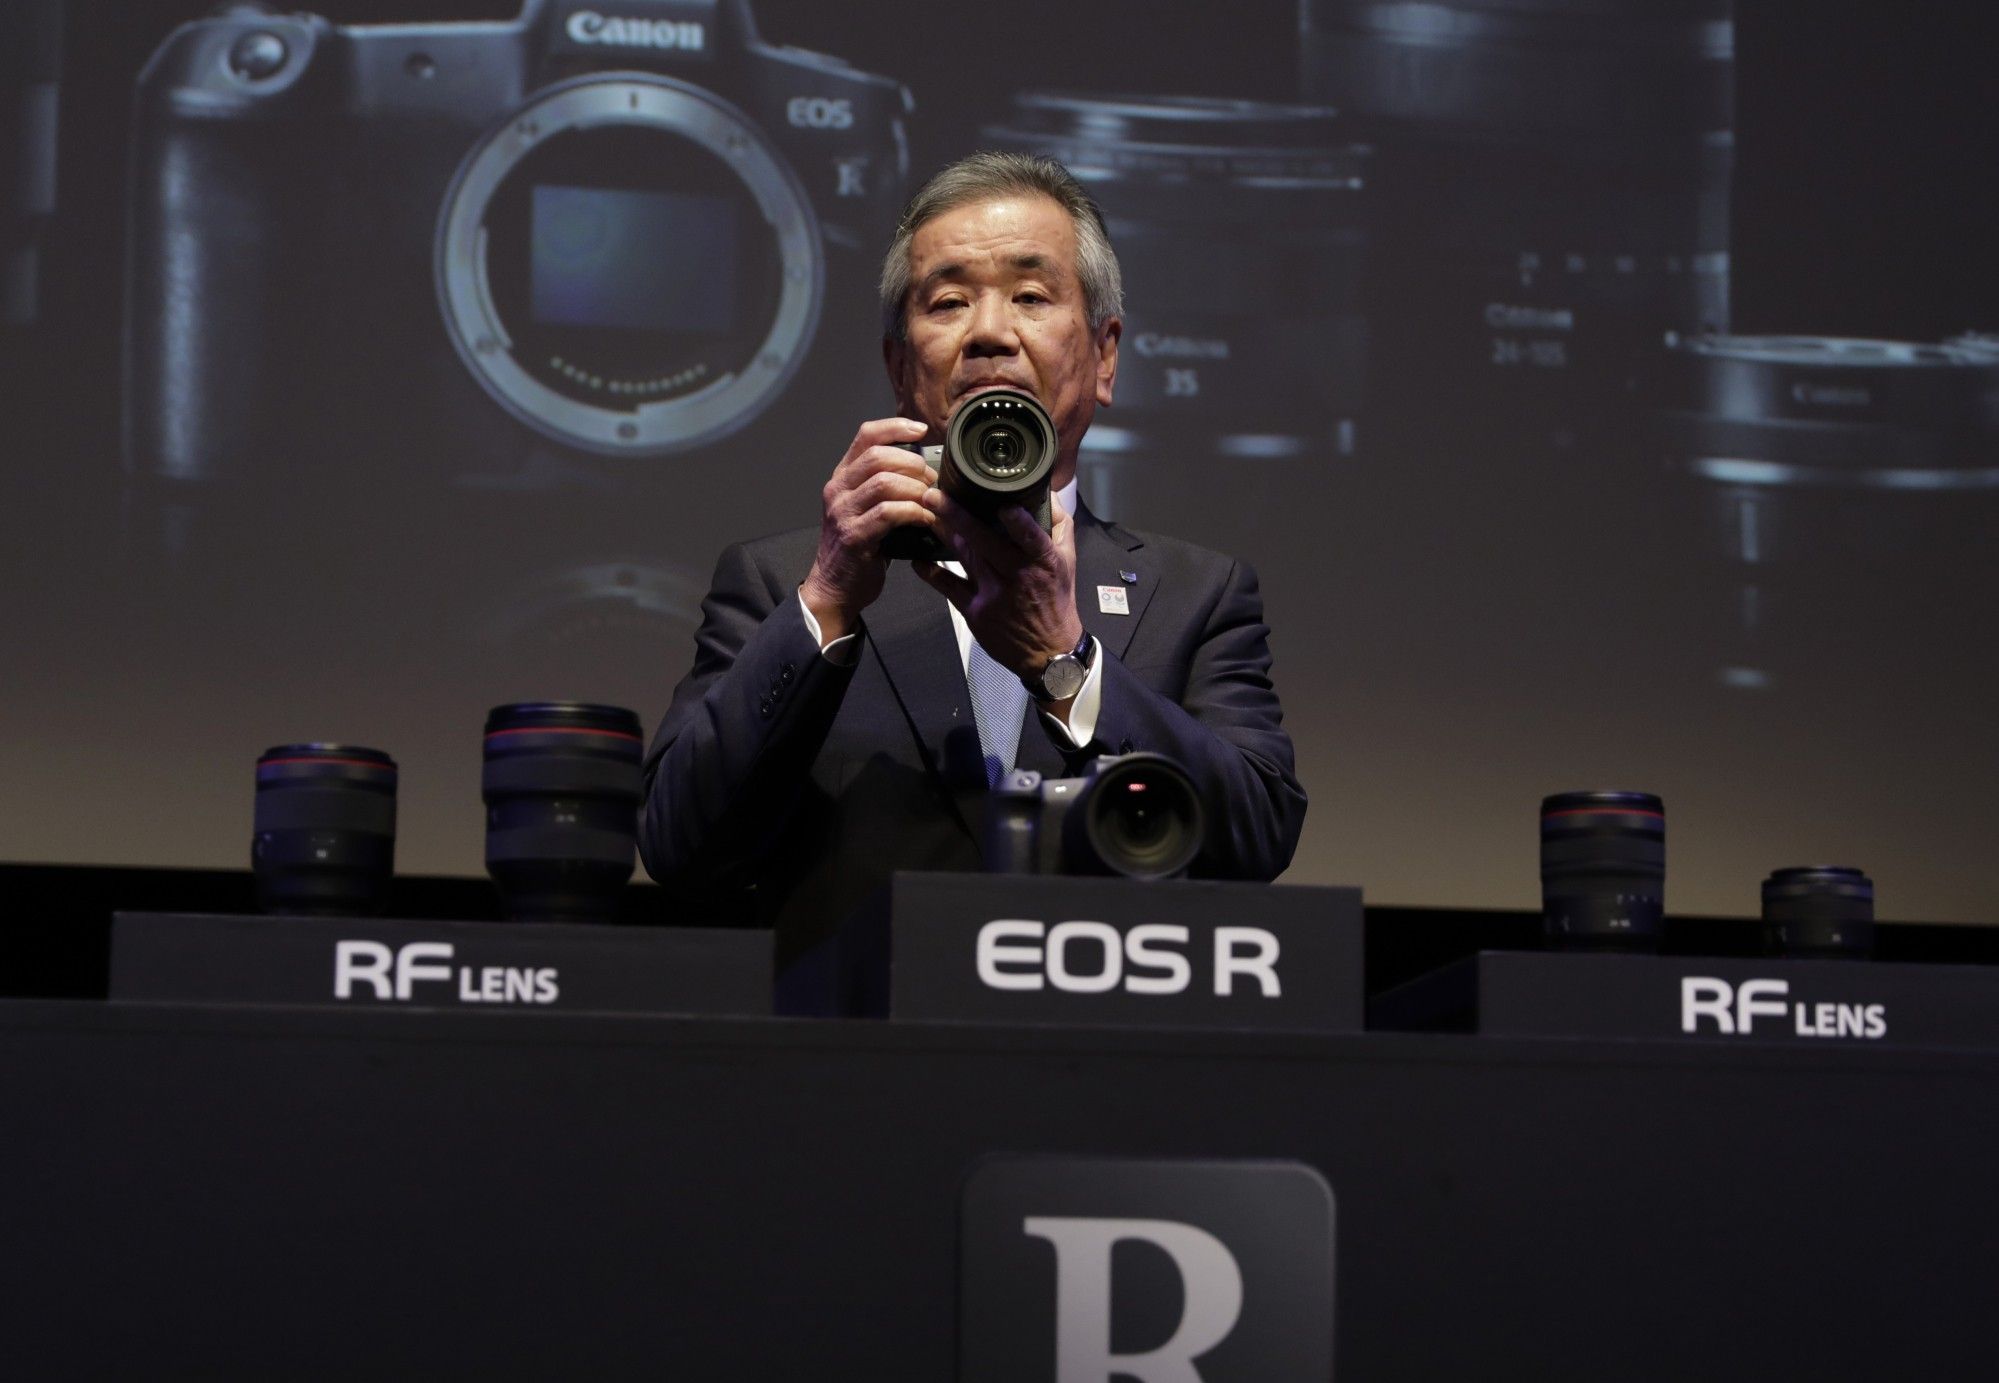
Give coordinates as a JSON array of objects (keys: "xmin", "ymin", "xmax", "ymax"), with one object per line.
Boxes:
[
  {"xmin": 984, "ymin": 753, "xmax": 1206, "ymax": 880},
  {"xmin": 882, "ymin": 387, "xmax": 1058, "ymax": 562}
]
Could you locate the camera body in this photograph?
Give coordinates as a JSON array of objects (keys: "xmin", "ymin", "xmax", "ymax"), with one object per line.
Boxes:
[
  {"xmin": 983, "ymin": 753, "xmax": 1206, "ymax": 881},
  {"xmin": 125, "ymin": 0, "xmax": 910, "ymax": 498},
  {"xmin": 882, "ymin": 387, "xmax": 1057, "ymax": 561}
]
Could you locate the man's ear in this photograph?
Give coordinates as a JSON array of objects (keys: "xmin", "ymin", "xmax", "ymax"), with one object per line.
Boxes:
[{"xmin": 1094, "ymin": 316, "xmax": 1121, "ymax": 408}]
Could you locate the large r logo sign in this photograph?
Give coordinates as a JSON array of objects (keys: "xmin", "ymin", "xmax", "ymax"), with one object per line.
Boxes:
[
  {"xmin": 959, "ymin": 1158, "xmax": 1334, "ymax": 1381},
  {"xmin": 1024, "ymin": 1217, "xmax": 1244, "ymax": 1383}
]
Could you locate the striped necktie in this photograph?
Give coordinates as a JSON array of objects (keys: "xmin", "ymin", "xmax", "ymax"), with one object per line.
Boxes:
[{"xmin": 966, "ymin": 639, "xmax": 1029, "ymax": 789}]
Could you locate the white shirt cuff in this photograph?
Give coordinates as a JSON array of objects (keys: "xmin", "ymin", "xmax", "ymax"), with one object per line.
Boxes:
[{"xmin": 798, "ymin": 589, "xmax": 861, "ymax": 666}]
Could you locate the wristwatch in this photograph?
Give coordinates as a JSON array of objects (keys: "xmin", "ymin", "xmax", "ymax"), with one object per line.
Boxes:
[{"xmin": 1025, "ymin": 631, "xmax": 1095, "ymax": 703}]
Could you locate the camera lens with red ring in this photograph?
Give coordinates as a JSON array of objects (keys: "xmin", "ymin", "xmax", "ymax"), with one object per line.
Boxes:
[
  {"xmin": 1540, "ymin": 790, "xmax": 1665, "ymax": 950},
  {"xmin": 482, "ymin": 701, "xmax": 644, "ymax": 922},
  {"xmin": 252, "ymin": 744, "xmax": 398, "ymax": 916}
]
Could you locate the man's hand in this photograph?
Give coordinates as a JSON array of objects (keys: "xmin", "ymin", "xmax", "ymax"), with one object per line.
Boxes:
[
  {"xmin": 913, "ymin": 492, "xmax": 1085, "ymax": 687},
  {"xmin": 799, "ymin": 418, "xmax": 936, "ymax": 643}
]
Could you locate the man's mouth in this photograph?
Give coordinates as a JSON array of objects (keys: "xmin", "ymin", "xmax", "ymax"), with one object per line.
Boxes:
[{"xmin": 954, "ymin": 378, "xmax": 1035, "ymax": 403}]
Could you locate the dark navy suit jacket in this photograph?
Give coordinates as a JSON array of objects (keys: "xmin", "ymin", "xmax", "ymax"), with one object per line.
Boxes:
[{"xmin": 639, "ymin": 507, "xmax": 1306, "ymax": 974}]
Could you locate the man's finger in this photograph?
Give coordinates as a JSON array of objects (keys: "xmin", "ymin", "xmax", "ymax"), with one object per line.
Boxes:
[
  {"xmin": 847, "ymin": 468, "xmax": 934, "ymax": 514},
  {"xmin": 842, "ymin": 416, "xmax": 929, "ymax": 467},
  {"xmin": 844, "ymin": 443, "xmax": 935, "ymax": 490},
  {"xmin": 955, "ymin": 506, "xmax": 1043, "ymax": 575},
  {"xmin": 996, "ymin": 504, "xmax": 1057, "ymax": 560},
  {"xmin": 912, "ymin": 559, "xmax": 977, "ymax": 611},
  {"xmin": 1050, "ymin": 501, "xmax": 1077, "ymax": 560},
  {"xmin": 849, "ymin": 500, "xmax": 937, "ymax": 544}
]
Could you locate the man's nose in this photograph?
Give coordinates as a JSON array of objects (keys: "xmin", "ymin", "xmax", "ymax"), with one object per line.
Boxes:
[{"xmin": 963, "ymin": 293, "xmax": 1020, "ymax": 355}]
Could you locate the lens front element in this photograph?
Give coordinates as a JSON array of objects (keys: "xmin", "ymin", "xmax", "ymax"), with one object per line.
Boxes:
[
  {"xmin": 1071, "ymin": 754, "xmax": 1206, "ymax": 880},
  {"xmin": 945, "ymin": 390, "xmax": 1057, "ymax": 494}
]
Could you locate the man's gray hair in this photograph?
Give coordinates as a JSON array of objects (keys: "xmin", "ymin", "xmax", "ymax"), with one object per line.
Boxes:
[{"xmin": 878, "ymin": 151, "xmax": 1124, "ymax": 340}]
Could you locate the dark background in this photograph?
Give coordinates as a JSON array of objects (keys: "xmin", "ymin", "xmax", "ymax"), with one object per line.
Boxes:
[{"xmin": 5, "ymin": 0, "xmax": 1998, "ymax": 922}]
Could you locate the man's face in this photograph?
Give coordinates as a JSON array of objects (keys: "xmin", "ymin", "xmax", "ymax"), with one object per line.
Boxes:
[{"xmin": 884, "ymin": 193, "xmax": 1120, "ymax": 489}]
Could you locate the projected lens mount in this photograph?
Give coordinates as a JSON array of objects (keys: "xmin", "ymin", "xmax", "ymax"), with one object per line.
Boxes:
[{"xmin": 437, "ymin": 75, "xmax": 825, "ymax": 457}]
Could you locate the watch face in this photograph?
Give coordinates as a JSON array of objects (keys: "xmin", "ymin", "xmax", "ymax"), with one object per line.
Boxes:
[{"xmin": 1040, "ymin": 655, "xmax": 1086, "ymax": 701}]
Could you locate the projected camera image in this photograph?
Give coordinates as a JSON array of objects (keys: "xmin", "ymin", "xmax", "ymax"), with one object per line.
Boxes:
[{"xmin": 122, "ymin": 0, "xmax": 910, "ymax": 505}]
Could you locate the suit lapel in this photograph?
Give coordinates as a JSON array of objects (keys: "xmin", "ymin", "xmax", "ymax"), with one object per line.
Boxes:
[{"xmin": 1072, "ymin": 504, "xmax": 1154, "ymax": 664}]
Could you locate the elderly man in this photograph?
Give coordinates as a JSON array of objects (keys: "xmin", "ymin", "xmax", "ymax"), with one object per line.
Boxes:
[{"xmin": 640, "ymin": 152, "xmax": 1305, "ymax": 976}]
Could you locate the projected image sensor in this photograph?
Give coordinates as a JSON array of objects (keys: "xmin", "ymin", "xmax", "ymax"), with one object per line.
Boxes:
[
  {"xmin": 529, "ymin": 186, "xmax": 739, "ymax": 336},
  {"xmin": 437, "ymin": 74, "xmax": 829, "ymax": 459},
  {"xmin": 477, "ymin": 123, "xmax": 784, "ymax": 417}
]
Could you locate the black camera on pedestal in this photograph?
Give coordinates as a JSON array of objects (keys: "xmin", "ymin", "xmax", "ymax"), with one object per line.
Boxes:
[
  {"xmin": 983, "ymin": 753, "xmax": 1206, "ymax": 881},
  {"xmin": 124, "ymin": 0, "xmax": 910, "ymax": 504}
]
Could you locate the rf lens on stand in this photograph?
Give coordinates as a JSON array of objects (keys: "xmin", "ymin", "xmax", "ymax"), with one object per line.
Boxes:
[
  {"xmin": 1540, "ymin": 790, "xmax": 1665, "ymax": 950},
  {"xmin": 1762, "ymin": 865, "xmax": 1874, "ymax": 959},
  {"xmin": 252, "ymin": 744, "xmax": 398, "ymax": 915},
  {"xmin": 482, "ymin": 701, "xmax": 643, "ymax": 922}
]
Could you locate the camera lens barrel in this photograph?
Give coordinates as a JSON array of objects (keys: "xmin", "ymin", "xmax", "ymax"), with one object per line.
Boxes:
[
  {"xmin": 1064, "ymin": 753, "xmax": 1207, "ymax": 881},
  {"xmin": 252, "ymin": 744, "xmax": 398, "ymax": 916},
  {"xmin": 482, "ymin": 701, "xmax": 643, "ymax": 922},
  {"xmin": 1762, "ymin": 865, "xmax": 1875, "ymax": 959},
  {"xmin": 1659, "ymin": 335, "xmax": 1999, "ymax": 683},
  {"xmin": 1301, "ymin": 0, "xmax": 1734, "ymax": 406},
  {"xmin": 1660, "ymin": 335, "xmax": 1999, "ymax": 473},
  {"xmin": 887, "ymin": 389, "xmax": 1059, "ymax": 563},
  {"xmin": 1540, "ymin": 790, "xmax": 1666, "ymax": 950},
  {"xmin": 2, "ymin": 0, "xmax": 63, "ymax": 326},
  {"xmin": 943, "ymin": 389, "xmax": 1058, "ymax": 502},
  {"xmin": 986, "ymin": 93, "xmax": 1370, "ymax": 466}
]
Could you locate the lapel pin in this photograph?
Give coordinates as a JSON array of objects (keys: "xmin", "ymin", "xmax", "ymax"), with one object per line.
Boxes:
[
  {"xmin": 1120, "ymin": 569, "xmax": 1139, "ymax": 584},
  {"xmin": 1097, "ymin": 584, "xmax": 1130, "ymax": 616}
]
